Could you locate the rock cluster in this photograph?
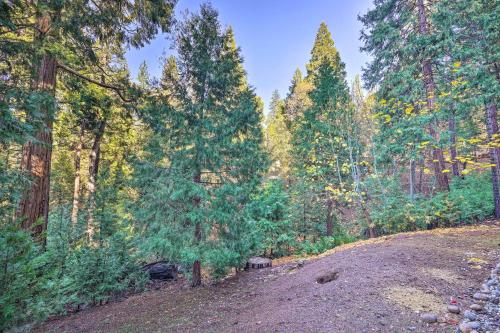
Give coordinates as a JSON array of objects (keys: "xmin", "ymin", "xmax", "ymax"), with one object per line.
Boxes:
[{"xmin": 455, "ymin": 263, "xmax": 500, "ymax": 333}]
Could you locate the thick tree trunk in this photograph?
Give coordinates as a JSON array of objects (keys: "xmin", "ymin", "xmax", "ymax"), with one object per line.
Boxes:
[
  {"xmin": 87, "ymin": 119, "xmax": 106, "ymax": 242},
  {"xmin": 448, "ymin": 114, "xmax": 460, "ymax": 177},
  {"xmin": 192, "ymin": 173, "xmax": 202, "ymax": 287},
  {"xmin": 485, "ymin": 103, "xmax": 500, "ymax": 218},
  {"xmin": 16, "ymin": 53, "xmax": 57, "ymax": 243},
  {"xmin": 71, "ymin": 126, "xmax": 84, "ymax": 227},
  {"xmin": 417, "ymin": 0, "xmax": 449, "ymax": 192},
  {"xmin": 326, "ymin": 199, "xmax": 333, "ymax": 237}
]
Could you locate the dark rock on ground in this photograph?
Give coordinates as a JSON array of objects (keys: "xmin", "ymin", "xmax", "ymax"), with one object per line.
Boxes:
[{"xmin": 143, "ymin": 261, "xmax": 178, "ymax": 280}]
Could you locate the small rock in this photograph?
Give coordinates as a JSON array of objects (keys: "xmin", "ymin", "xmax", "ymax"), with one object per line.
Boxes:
[
  {"xmin": 473, "ymin": 292, "xmax": 490, "ymax": 301},
  {"xmin": 459, "ymin": 322, "xmax": 473, "ymax": 333},
  {"xmin": 421, "ymin": 313, "xmax": 438, "ymax": 323},
  {"xmin": 448, "ymin": 305, "xmax": 461, "ymax": 314},
  {"xmin": 406, "ymin": 326, "xmax": 416, "ymax": 331},
  {"xmin": 463, "ymin": 310, "xmax": 477, "ymax": 321},
  {"xmin": 496, "ymin": 263, "xmax": 500, "ymax": 270},
  {"xmin": 469, "ymin": 304, "xmax": 483, "ymax": 311},
  {"xmin": 468, "ymin": 321, "xmax": 480, "ymax": 329}
]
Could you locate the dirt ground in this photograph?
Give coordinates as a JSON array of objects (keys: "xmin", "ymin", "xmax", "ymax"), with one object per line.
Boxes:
[{"xmin": 38, "ymin": 224, "xmax": 500, "ymax": 333}]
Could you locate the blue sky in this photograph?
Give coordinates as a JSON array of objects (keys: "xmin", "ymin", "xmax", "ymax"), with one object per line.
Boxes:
[{"xmin": 125, "ymin": 0, "xmax": 373, "ymax": 114}]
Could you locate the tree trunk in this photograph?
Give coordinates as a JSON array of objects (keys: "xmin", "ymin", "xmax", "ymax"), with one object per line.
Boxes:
[
  {"xmin": 71, "ymin": 126, "xmax": 84, "ymax": 227},
  {"xmin": 417, "ymin": 0, "xmax": 449, "ymax": 192},
  {"xmin": 485, "ymin": 103, "xmax": 500, "ymax": 218},
  {"xmin": 417, "ymin": 158, "xmax": 425, "ymax": 194},
  {"xmin": 87, "ymin": 119, "xmax": 106, "ymax": 242},
  {"xmin": 192, "ymin": 173, "xmax": 202, "ymax": 287},
  {"xmin": 448, "ymin": 114, "xmax": 460, "ymax": 177},
  {"xmin": 16, "ymin": 52, "xmax": 57, "ymax": 243},
  {"xmin": 409, "ymin": 159, "xmax": 416, "ymax": 199},
  {"xmin": 326, "ymin": 199, "xmax": 333, "ymax": 237}
]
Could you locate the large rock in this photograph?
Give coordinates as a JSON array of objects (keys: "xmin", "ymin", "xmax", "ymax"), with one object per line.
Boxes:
[
  {"xmin": 143, "ymin": 261, "xmax": 178, "ymax": 280},
  {"xmin": 246, "ymin": 257, "xmax": 272, "ymax": 269}
]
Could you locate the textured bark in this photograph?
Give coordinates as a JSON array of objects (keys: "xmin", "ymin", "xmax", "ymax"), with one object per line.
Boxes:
[
  {"xmin": 325, "ymin": 199, "xmax": 333, "ymax": 237},
  {"xmin": 192, "ymin": 173, "xmax": 202, "ymax": 287},
  {"xmin": 417, "ymin": 0, "xmax": 449, "ymax": 192},
  {"xmin": 448, "ymin": 114, "xmax": 460, "ymax": 177},
  {"xmin": 70, "ymin": 126, "xmax": 84, "ymax": 226},
  {"xmin": 16, "ymin": 53, "xmax": 57, "ymax": 242},
  {"xmin": 485, "ymin": 103, "xmax": 500, "ymax": 218},
  {"xmin": 87, "ymin": 119, "xmax": 106, "ymax": 242},
  {"xmin": 409, "ymin": 160, "xmax": 416, "ymax": 199},
  {"xmin": 417, "ymin": 158, "xmax": 424, "ymax": 194}
]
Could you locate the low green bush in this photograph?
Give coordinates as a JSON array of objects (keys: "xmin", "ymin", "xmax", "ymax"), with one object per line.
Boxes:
[{"xmin": 368, "ymin": 172, "xmax": 493, "ymax": 235}]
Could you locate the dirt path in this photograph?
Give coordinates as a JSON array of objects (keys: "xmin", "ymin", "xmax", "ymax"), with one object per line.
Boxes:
[{"xmin": 39, "ymin": 225, "xmax": 500, "ymax": 333}]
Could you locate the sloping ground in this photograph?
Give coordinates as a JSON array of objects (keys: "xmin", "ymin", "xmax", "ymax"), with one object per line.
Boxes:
[{"xmin": 38, "ymin": 224, "xmax": 500, "ymax": 333}]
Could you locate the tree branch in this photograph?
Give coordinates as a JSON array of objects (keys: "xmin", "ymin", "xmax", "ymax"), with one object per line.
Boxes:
[{"xmin": 57, "ymin": 62, "xmax": 133, "ymax": 103}]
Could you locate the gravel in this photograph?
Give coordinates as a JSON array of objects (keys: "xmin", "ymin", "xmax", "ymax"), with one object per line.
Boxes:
[{"xmin": 456, "ymin": 262, "xmax": 500, "ymax": 332}]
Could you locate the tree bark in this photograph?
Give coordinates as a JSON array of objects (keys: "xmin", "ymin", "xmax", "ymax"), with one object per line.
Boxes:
[
  {"xmin": 191, "ymin": 173, "xmax": 202, "ymax": 287},
  {"xmin": 485, "ymin": 103, "xmax": 500, "ymax": 218},
  {"xmin": 70, "ymin": 126, "xmax": 84, "ymax": 227},
  {"xmin": 326, "ymin": 199, "xmax": 333, "ymax": 237},
  {"xmin": 409, "ymin": 159, "xmax": 416, "ymax": 199},
  {"xmin": 448, "ymin": 114, "xmax": 460, "ymax": 177},
  {"xmin": 417, "ymin": 0, "xmax": 449, "ymax": 191},
  {"xmin": 87, "ymin": 119, "xmax": 106, "ymax": 242},
  {"xmin": 16, "ymin": 52, "xmax": 57, "ymax": 243}
]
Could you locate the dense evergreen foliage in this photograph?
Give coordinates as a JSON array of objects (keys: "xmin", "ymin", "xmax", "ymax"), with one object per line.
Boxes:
[{"xmin": 0, "ymin": 0, "xmax": 498, "ymax": 330}]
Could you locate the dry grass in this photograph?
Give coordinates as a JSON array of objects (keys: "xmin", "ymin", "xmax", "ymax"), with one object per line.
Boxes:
[
  {"xmin": 421, "ymin": 267, "xmax": 461, "ymax": 285},
  {"xmin": 383, "ymin": 286, "xmax": 445, "ymax": 314}
]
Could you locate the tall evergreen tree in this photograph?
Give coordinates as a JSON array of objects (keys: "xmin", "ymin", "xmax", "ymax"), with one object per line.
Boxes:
[
  {"xmin": 137, "ymin": 61, "xmax": 151, "ymax": 90},
  {"xmin": 134, "ymin": 4, "xmax": 267, "ymax": 286},
  {"xmin": 2, "ymin": 0, "xmax": 177, "ymax": 242},
  {"xmin": 265, "ymin": 90, "xmax": 292, "ymax": 179},
  {"xmin": 433, "ymin": 0, "xmax": 500, "ymax": 217},
  {"xmin": 291, "ymin": 23, "xmax": 352, "ymax": 237},
  {"xmin": 360, "ymin": 0, "xmax": 450, "ymax": 192}
]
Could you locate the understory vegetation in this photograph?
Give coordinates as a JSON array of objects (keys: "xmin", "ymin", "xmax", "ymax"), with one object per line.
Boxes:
[{"xmin": 1, "ymin": 0, "xmax": 498, "ymax": 330}]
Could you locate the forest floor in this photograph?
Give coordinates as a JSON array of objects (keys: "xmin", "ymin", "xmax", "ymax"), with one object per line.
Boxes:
[{"xmin": 38, "ymin": 223, "xmax": 500, "ymax": 333}]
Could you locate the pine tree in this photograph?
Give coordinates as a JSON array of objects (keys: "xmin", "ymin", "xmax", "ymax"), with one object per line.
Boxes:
[
  {"xmin": 265, "ymin": 91, "xmax": 292, "ymax": 179},
  {"xmin": 137, "ymin": 61, "xmax": 151, "ymax": 91},
  {"xmin": 433, "ymin": 0, "xmax": 500, "ymax": 216},
  {"xmin": 360, "ymin": 0, "xmax": 450, "ymax": 192},
  {"xmin": 290, "ymin": 23, "xmax": 352, "ymax": 237},
  {"xmin": 134, "ymin": 4, "xmax": 267, "ymax": 286},
  {"xmin": 284, "ymin": 68, "xmax": 313, "ymax": 125},
  {"xmin": 2, "ymin": 0, "xmax": 177, "ymax": 242}
]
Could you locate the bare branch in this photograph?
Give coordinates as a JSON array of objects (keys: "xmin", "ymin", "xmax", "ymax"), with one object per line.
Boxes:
[{"xmin": 57, "ymin": 62, "xmax": 133, "ymax": 103}]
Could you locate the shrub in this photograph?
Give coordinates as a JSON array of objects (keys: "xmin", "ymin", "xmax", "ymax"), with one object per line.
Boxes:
[{"xmin": 368, "ymin": 172, "xmax": 493, "ymax": 235}]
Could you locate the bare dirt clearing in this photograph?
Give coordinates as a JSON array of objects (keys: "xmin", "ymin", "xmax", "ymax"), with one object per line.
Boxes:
[{"xmin": 38, "ymin": 224, "xmax": 500, "ymax": 333}]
